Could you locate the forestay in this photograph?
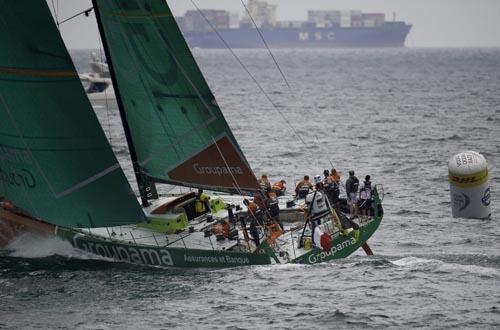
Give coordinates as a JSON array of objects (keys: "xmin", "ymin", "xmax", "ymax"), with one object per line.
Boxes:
[
  {"xmin": 0, "ymin": 0, "xmax": 145, "ymax": 227},
  {"xmin": 93, "ymin": 0, "xmax": 261, "ymax": 196}
]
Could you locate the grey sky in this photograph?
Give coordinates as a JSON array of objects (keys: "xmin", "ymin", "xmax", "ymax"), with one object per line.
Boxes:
[{"xmin": 52, "ymin": 0, "xmax": 500, "ymax": 49}]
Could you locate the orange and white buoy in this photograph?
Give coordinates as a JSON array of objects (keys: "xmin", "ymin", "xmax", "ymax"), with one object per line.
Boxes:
[{"xmin": 448, "ymin": 151, "xmax": 491, "ymax": 219}]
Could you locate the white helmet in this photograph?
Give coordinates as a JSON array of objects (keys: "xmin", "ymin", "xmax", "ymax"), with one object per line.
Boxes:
[{"xmin": 313, "ymin": 175, "xmax": 322, "ymax": 185}]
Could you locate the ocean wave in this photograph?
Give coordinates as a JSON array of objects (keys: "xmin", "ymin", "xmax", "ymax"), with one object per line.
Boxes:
[
  {"xmin": 276, "ymin": 151, "xmax": 302, "ymax": 158},
  {"xmin": 330, "ymin": 256, "xmax": 395, "ymax": 270},
  {"xmin": 394, "ymin": 209, "xmax": 431, "ymax": 216},
  {"xmin": 421, "ymin": 134, "xmax": 462, "ymax": 142},
  {"xmin": 397, "ymin": 242, "xmax": 426, "ymax": 247}
]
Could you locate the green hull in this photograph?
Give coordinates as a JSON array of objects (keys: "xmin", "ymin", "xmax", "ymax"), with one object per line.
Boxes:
[
  {"xmin": 56, "ymin": 215, "xmax": 380, "ymax": 268},
  {"xmin": 55, "ymin": 200, "xmax": 382, "ymax": 268},
  {"xmin": 55, "ymin": 190, "xmax": 383, "ymax": 268},
  {"xmin": 56, "ymin": 227, "xmax": 272, "ymax": 268}
]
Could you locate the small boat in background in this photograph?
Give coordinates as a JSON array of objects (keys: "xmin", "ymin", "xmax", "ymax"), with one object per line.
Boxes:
[{"xmin": 79, "ymin": 52, "xmax": 115, "ymax": 102}]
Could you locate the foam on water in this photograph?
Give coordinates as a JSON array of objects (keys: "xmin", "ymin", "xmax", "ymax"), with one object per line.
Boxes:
[
  {"xmin": 392, "ymin": 256, "xmax": 437, "ymax": 267},
  {"xmin": 253, "ymin": 262, "xmax": 308, "ymax": 273},
  {"xmin": 392, "ymin": 256, "xmax": 500, "ymax": 278},
  {"xmin": 440, "ymin": 262, "xmax": 500, "ymax": 278},
  {"xmin": 5, "ymin": 233, "xmax": 109, "ymax": 261}
]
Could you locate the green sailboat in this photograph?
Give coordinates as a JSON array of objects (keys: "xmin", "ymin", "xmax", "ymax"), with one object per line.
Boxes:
[{"xmin": 0, "ymin": 0, "xmax": 383, "ymax": 268}]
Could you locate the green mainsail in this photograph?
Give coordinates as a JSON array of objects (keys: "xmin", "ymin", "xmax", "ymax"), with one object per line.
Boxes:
[
  {"xmin": 0, "ymin": 0, "xmax": 145, "ymax": 227},
  {"xmin": 93, "ymin": 0, "xmax": 261, "ymax": 196}
]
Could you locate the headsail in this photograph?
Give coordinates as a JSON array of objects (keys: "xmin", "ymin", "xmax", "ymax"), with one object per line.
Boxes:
[
  {"xmin": 0, "ymin": 0, "xmax": 145, "ymax": 227},
  {"xmin": 92, "ymin": 0, "xmax": 261, "ymax": 196}
]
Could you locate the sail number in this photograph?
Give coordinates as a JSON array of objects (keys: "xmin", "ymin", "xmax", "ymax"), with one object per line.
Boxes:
[{"xmin": 0, "ymin": 166, "xmax": 36, "ymax": 189}]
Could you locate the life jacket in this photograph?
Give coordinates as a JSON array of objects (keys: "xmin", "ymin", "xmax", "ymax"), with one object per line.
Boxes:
[
  {"xmin": 258, "ymin": 178, "xmax": 271, "ymax": 191},
  {"xmin": 211, "ymin": 223, "xmax": 223, "ymax": 235},
  {"xmin": 222, "ymin": 221, "xmax": 230, "ymax": 237},
  {"xmin": 323, "ymin": 177, "xmax": 339, "ymax": 193},
  {"xmin": 266, "ymin": 223, "xmax": 283, "ymax": 243},
  {"xmin": 272, "ymin": 181, "xmax": 285, "ymax": 191},
  {"xmin": 253, "ymin": 197, "xmax": 267, "ymax": 211},
  {"xmin": 296, "ymin": 180, "xmax": 312, "ymax": 198},
  {"xmin": 306, "ymin": 190, "xmax": 327, "ymax": 215},
  {"xmin": 195, "ymin": 192, "xmax": 209, "ymax": 213},
  {"xmin": 248, "ymin": 203, "xmax": 262, "ymax": 230},
  {"xmin": 247, "ymin": 201, "xmax": 259, "ymax": 216},
  {"xmin": 330, "ymin": 173, "xmax": 340, "ymax": 183},
  {"xmin": 271, "ymin": 181, "xmax": 286, "ymax": 197},
  {"xmin": 268, "ymin": 191, "xmax": 277, "ymax": 199},
  {"xmin": 267, "ymin": 197, "xmax": 280, "ymax": 218}
]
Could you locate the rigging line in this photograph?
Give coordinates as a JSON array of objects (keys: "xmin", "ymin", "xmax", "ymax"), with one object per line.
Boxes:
[
  {"xmin": 315, "ymin": 134, "xmax": 334, "ymax": 169},
  {"xmin": 97, "ymin": 37, "xmax": 113, "ymax": 146},
  {"xmin": 213, "ymin": 135, "xmax": 272, "ymax": 239},
  {"xmin": 58, "ymin": 7, "xmax": 94, "ymax": 26},
  {"xmin": 190, "ymin": 0, "xmax": 311, "ymax": 151},
  {"xmin": 239, "ymin": 0, "xmax": 290, "ymax": 89},
  {"xmin": 50, "ymin": 0, "xmax": 60, "ymax": 27},
  {"xmin": 190, "ymin": 2, "xmax": 310, "ymax": 153}
]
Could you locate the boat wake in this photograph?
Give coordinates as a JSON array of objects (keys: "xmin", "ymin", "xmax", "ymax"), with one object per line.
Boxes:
[
  {"xmin": 391, "ymin": 256, "xmax": 500, "ymax": 278},
  {"xmin": 4, "ymin": 233, "xmax": 108, "ymax": 261}
]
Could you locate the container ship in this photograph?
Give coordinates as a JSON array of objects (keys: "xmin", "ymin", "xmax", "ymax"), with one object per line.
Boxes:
[{"xmin": 176, "ymin": 0, "xmax": 412, "ymax": 48}]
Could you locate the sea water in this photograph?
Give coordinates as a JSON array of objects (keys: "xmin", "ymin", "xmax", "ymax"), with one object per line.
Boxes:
[{"xmin": 1, "ymin": 48, "xmax": 499, "ymax": 329}]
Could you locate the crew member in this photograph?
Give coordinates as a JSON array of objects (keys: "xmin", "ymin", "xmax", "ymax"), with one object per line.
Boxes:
[
  {"xmin": 271, "ymin": 179, "xmax": 287, "ymax": 197},
  {"xmin": 266, "ymin": 195, "xmax": 283, "ymax": 230},
  {"xmin": 252, "ymin": 195, "xmax": 267, "ymax": 211},
  {"xmin": 330, "ymin": 168, "xmax": 341, "ymax": 184},
  {"xmin": 243, "ymin": 198, "xmax": 263, "ymax": 246},
  {"xmin": 305, "ymin": 175, "xmax": 328, "ymax": 246},
  {"xmin": 258, "ymin": 173, "xmax": 271, "ymax": 193},
  {"xmin": 295, "ymin": 175, "xmax": 313, "ymax": 198},
  {"xmin": 194, "ymin": 189, "xmax": 210, "ymax": 217},
  {"xmin": 323, "ymin": 170, "xmax": 340, "ymax": 208},
  {"xmin": 359, "ymin": 175, "xmax": 373, "ymax": 217},
  {"xmin": 345, "ymin": 170, "xmax": 359, "ymax": 219},
  {"xmin": 322, "ymin": 169, "xmax": 330, "ymax": 182}
]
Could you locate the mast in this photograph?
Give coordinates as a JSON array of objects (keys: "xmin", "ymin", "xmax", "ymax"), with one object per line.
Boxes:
[{"xmin": 92, "ymin": 0, "xmax": 157, "ymax": 207}]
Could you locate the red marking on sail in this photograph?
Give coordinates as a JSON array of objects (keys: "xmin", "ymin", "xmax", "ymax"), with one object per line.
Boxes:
[{"xmin": 167, "ymin": 136, "xmax": 260, "ymax": 192}]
